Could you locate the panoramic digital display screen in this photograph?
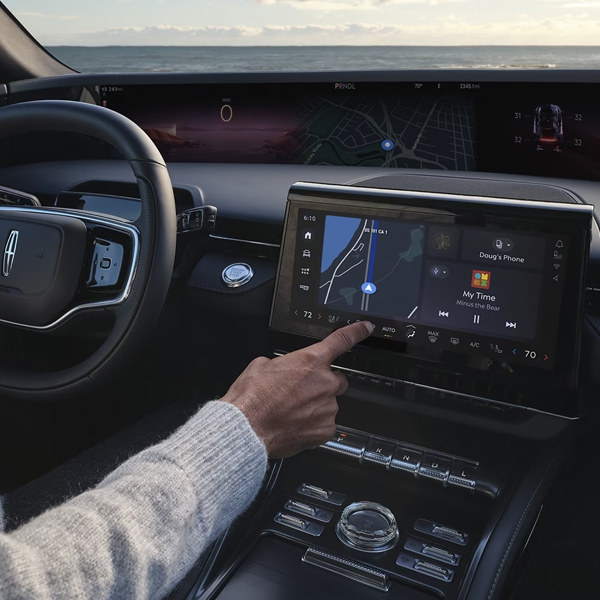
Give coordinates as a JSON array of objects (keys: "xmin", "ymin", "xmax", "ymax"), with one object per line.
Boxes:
[{"xmin": 101, "ymin": 81, "xmax": 600, "ymax": 180}]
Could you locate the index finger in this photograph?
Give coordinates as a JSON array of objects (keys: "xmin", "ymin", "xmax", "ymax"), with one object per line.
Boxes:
[{"xmin": 312, "ymin": 321, "xmax": 375, "ymax": 363}]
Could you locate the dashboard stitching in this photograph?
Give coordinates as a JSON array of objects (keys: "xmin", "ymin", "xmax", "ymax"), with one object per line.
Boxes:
[{"xmin": 485, "ymin": 453, "xmax": 557, "ymax": 600}]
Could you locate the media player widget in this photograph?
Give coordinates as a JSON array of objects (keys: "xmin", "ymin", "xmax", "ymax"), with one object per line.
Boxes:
[{"xmin": 420, "ymin": 261, "xmax": 541, "ymax": 340}]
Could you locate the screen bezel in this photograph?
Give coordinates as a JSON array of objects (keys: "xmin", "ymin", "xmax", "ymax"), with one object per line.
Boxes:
[{"xmin": 270, "ymin": 183, "xmax": 592, "ymax": 398}]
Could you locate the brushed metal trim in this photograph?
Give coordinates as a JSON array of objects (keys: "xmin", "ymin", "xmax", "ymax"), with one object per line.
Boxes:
[{"xmin": 302, "ymin": 547, "xmax": 391, "ymax": 592}]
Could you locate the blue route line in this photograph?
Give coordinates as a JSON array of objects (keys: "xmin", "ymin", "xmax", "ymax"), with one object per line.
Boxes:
[{"xmin": 367, "ymin": 220, "xmax": 378, "ymax": 282}]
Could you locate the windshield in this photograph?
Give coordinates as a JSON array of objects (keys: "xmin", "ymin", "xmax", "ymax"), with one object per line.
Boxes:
[{"xmin": 4, "ymin": 0, "xmax": 600, "ymax": 73}]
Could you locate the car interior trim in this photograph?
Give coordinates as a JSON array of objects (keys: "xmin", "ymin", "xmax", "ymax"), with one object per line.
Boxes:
[
  {"xmin": 290, "ymin": 181, "xmax": 590, "ymax": 214},
  {"xmin": 208, "ymin": 234, "xmax": 281, "ymax": 248}
]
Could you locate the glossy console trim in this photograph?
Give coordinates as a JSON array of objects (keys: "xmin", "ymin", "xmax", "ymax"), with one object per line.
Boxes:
[
  {"xmin": 274, "ymin": 351, "xmax": 579, "ymax": 421},
  {"xmin": 302, "ymin": 547, "xmax": 392, "ymax": 592},
  {"xmin": 318, "ymin": 424, "xmax": 499, "ymax": 500}
]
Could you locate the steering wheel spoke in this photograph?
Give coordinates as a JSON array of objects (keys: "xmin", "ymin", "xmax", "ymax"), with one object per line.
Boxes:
[
  {"xmin": 75, "ymin": 210, "xmax": 140, "ymax": 311},
  {"xmin": 0, "ymin": 100, "xmax": 176, "ymax": 399}
]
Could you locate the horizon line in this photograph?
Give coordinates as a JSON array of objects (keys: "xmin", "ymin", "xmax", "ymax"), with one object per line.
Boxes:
[{"xmin": 44, "ymin": 44, "xmax": 600, "ymax": 48}]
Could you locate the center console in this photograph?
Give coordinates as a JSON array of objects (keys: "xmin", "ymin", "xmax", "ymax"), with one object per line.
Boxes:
[{"xmin": 193, "ymin": 182, "xmax": 592, "ymax": 600}]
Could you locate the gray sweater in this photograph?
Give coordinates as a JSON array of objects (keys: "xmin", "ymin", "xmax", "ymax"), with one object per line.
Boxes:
[{"xmin": 0, "ymin": 400, "xmax": 268, "ymax": 600}]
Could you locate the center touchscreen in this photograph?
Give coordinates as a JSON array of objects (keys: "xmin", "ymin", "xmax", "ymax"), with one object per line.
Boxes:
[{"xmin": 271, "ymin": 184, "xmax": 592, "ymax": 378}]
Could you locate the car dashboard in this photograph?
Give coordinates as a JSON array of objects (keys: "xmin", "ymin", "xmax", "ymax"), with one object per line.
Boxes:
[{"xmin": 2, "ymin": 69, "xmax": 600, "ymax": 600}]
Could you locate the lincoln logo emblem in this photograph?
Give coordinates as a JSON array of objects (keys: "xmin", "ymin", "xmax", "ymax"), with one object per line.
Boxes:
[{"xmin": 2, "ymin": 230, "xmax": 19, "ymax": 277}]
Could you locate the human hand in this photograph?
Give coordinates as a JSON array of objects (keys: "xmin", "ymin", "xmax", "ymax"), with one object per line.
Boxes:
[{"xmin": 221, "ymin": 321, "xmax": 374, "ymax": 458}]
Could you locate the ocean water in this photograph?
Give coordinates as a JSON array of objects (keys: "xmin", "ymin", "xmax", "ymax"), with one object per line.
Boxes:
[{"xmin": 47, "ymin": 46, "xmax": 600, "ymax": 74}]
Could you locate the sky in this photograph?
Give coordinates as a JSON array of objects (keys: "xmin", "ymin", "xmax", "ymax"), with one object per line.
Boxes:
[{"xmin": 5, "ymin": 0, "xmax": 600, "ymax": 46}]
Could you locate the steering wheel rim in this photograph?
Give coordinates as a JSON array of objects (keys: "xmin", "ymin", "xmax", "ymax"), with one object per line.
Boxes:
[{"xmin": 0, "ymin": 100, "xmax": 176, "ymax": 400}]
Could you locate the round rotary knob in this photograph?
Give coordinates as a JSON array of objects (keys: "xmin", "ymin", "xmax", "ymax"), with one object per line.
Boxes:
[{"xmin": 336, "ymin": 501, "xmax": 399, "ymax": 552}]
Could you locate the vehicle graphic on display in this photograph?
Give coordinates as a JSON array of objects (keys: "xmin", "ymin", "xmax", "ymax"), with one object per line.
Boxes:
[{"xmin": 533, "ymin": 103, "xmax": 564, "ymax": 151}]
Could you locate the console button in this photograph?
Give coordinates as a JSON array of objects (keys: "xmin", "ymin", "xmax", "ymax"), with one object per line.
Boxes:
[
  {"xmin": 448, "ymin": 461, "xmax": 478, "ymax": 490},
  {"xmin": 274, "ymin": 512, "xmax": 324, "ymax": 537},
  {"xmin": 222, "ymin": 263, "xmax": 254, "ymax": 288},
  {"xmin": 390, "ymin": 447, "xmax": 423, "ymax": 474},
  {"xmin": 414, "ymin": 559, "xmax": 454, "ymax": 582},
  {"xmin": 278, "ymin": 512, "xmax": 308, "ymax": 530},
  {"xmin": 284, "ymin": 499, "xmax": 333, "ymax": 523},
  {"xmin": 419, "ymin": 454, "xmax": 451, "ymax": 483},
  {"xmin": 422, "ymin": 544, "xmax": 461, "ymax": 565},
  {"xmin": 320, "ymin": 431, "xmax": 367, "ymax": 460},
  {"xmin": 396, "ymin": 553, "xmax": 454, "ymax": 582},
  {"xmin": 363, "ymin": 439, "xmax": 395, "ymax": 468},
  {"xmin": 431, "ymin": 524, "xmax": 467, "ymax": 545},
  {"xmin": 414, "ymin": 518, "xmax": 468, "ymax": 546},
  {"xmin": 404, "ymin": 538, "xmax": 461, "ymax": 566},
  {"xmin": 298, "ymin": 483, "xmax": 346, "ymax": 506}
]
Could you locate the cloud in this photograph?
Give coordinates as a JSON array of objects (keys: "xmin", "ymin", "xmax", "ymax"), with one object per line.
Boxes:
[
  {"xmin": 544, "ymin": 0, "xmax": 600, "ymax": 6},
  {"xmin": 17, "ymin": 12, "xmax": 82, "ymax": 21},
  {"xmin": 37, "ymin": 14, "xmax": 600, "ymax": 46},
  {"xmin": 255, "ymin": 0, "xmax": 465, "ymax": 9}
]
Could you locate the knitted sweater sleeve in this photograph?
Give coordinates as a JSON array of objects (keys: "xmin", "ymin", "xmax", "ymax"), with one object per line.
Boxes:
[{"xmin": 0, "ymin": 400, "xmax": 268, "ymax": 600}]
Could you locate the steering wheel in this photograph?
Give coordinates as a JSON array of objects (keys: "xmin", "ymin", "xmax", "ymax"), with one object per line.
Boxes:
[{"xmin": 0, "ymin": 100, "xmax": 176, "ymax": 400}]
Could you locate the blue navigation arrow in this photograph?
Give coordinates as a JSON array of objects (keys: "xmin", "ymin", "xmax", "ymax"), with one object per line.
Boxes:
[{"xmin": 361, "ymin": 282, "xmax": 377, "ymax": 295}]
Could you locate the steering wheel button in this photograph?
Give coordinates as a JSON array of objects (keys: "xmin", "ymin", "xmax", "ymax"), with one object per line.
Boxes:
[
  {"xmin": 188, "ymin": 210, "xmax": 203, "ymax": 229},
  {"xmin": 86, "ymin": 238, "xmax": 124, "ymax": 288}
]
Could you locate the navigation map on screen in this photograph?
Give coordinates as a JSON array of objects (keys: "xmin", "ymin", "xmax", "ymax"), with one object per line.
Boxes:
[
  {"xmin": 294, "ymin": 93, "xmax": 476, "ymax": 170},
  {"xmin": 317, "ymin": 215, "xmax": 425, "ymax": 320}
]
